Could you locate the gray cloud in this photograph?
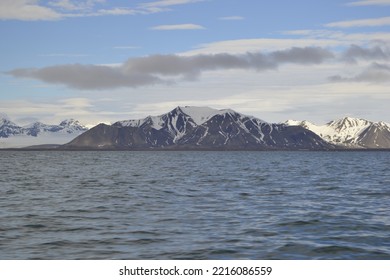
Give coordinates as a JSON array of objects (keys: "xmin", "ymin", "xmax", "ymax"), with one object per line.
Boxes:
[
  {"xmin": 271, "ymin": 47, "xmax": 334, "ymax": 64},
  {"xmin": 8, "ymin": 64, "xmax": 165, "ymax": 90},
  {"xmin": 7, "ymin": 47, "xmax": 334, "ymax": 90},
  {"xmin": 329, "ymin": 62, "xmax": 390, "ymax": 83},
  {"xmin": 343, "ymin": 44, "xmax": 390, "ymax": 63}
]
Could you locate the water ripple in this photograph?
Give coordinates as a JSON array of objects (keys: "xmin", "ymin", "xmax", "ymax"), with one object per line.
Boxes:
[{"xmin": 0, "ymin": 150, "xmax": 389, "ymax": 259}]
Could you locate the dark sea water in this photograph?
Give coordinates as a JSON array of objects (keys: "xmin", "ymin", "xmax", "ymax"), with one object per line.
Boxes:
[{"xmin": 0, "ymin": 151, "xmax": 389, "ymax": 260}]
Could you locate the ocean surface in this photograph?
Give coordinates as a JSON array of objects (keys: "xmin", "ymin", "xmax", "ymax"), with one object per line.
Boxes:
[{"xmin": 0, "ymin": 151, "xmax": 389, "ymax": 260}]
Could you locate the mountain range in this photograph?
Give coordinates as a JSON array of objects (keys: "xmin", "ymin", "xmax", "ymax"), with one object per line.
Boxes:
[
  {"xmin": 64, "ymin": 106, "xmax": 390, "ymax": 150},
  {"xmin": 64, "ymin": 106, "xmax": 332, "ymax": 150},
  {"xmin": 286, "ymin": 117, "xmax": 390, "ymax": 149},
  {"xmin": 2, "ymin": 107, "xmax": 389, "ymax": 150},
  {"xmin": 0, "ymin": 118, "xmax": 88, "ymax": 148}
]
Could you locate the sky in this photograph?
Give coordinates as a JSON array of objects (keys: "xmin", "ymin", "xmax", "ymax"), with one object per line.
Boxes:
[{"xmin": 0, "ymin": 0, "xmax": 389, "ymax": 127}]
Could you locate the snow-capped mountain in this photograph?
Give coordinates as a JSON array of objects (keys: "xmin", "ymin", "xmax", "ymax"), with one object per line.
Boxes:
[
  {"xmin": 0, "ymin": 118, "xmax": 24, "ymax": 138},
  {"xmin": 286, "ymin": 117, "xmax": 390, "ymax": 148},
  {"xmin": 0, "ymin": 118, "xmax": 88, "ymax": 148},
  {"xmin": 113, "ymin": 106, "xmax": 269, "ymax": 144},
  {"xmin": 65, "ymin": 106, "xmax": 332, "ymax": 150}
]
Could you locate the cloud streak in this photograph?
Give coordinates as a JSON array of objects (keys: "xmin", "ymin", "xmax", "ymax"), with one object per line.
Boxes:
[
  {"xmin": 151, "ymin": 24, "xmax": 205, "ymax": 30},
  {"xmin": 141, "ymin": 0, "xmax": 204, "ymax": 8},
  {"xmin": 219, "ymin": 16, "xmax": 244, "ymax": 21},
  {"xmin": 326, "ymin": 16, "xmax": 390, "ymax": 28},
  {"xmin": 347, "ymin": 0, "xmax": 390, "ymax": 6},
  {"xmin": 48, "ymin": 0, "xmax": 105, "ymax": 11},
  {"xmin": 7, "ymin": 47, "xmax": 334, "ymax": 90},
  {"xmin": 0, "ymin": 0, "xmax": 62, "ymax": 21},
  {"xmin": 0, "ymin": 0, "xmax": 204, "ymax": 21}
]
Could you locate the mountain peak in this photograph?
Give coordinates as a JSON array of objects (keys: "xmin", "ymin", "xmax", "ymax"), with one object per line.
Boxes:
[
  {"xmin": 60, "ymin": 119, "xmax": 80, "ymax": 126},
  {"xmin": 178, "ymin": 106, "xmax": 223, "ymax": 125},
  {"xmin": 0, "ymin": 118, "xmax": 14, "ymax": 126},
  {"xmin": 326, "ymin": 118, "xmax": 372, "ymax": 141},
  {"xmin": 328, "ymin": 117, "xmax": 370, "ymax": 129},
  {"xmin": 0, "ymin": 113, "xmax": 10, "ymax": 121}
]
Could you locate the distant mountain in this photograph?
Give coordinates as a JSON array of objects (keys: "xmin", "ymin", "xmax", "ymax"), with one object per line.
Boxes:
[
  {"xmin": 0, "ymin": 118, "xmax": 24, "ymax": 138},
  {"xmin": 64, "ymin": 106, "xmax": 333, "ymax": 150},
  {"xmin": 0, "ymin": 118, "xmax": 88, "ymax": 148},
  {"xmin": 285, "ymin": 117, "xmax": 390, "ymax": 149}
]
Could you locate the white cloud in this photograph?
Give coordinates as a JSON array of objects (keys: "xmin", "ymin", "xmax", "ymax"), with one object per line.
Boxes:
[
  {"xmin": 141, "ymin": 0, "xmax": 204, "ymax": 8},
  {"xmin": 0, "ymin": 0, "xmax": 61, "ymax": 21},
  {"xmin": 94, "ymin": 8, "xmax": 137, "ymax": 16},
  {"xmin": 0, "ymin": 0, "xmax": 128, "ymax": 20},
  {"xmin": 283, "ymin": 29, "xmax": 390, "ymax": 42},
  {"xmin": 49, "ymin": 0, "xmax": 80, "ymax": 11},
  {"xmin": 48, "ymin": 0, "xmax": 105, "ymax": 11},
  {"xmin": 0, "ymin": 0, "xmax": 203, "ymax": 21},
  {"xmin": 219, "ymin": 16, "xmax": 244, "ymax": 21},
  {"xmin": 281, "ymin": 29, "xmax": 390, "ymax": 54},
  {"xmin": 0, "ymin": 98, "xmax": 125, "ymax": 127},
  {"xmin": 39, "ymin": 53, "xmax": 89, "ymax": 57},
  {"xmin": 151, "ymin": 24, "xmax": 205, "ymax": 30},
  {"xmin": 113, "ymin": 46, "xmax": 140, "ymax": 50},
  {"xmin": 347, "ymin": 0, "xmax": 390, "ymax": 6},
  {"xmin": 326, "ymin": 16, "xmax": 390, "ymax": 28},
  {"xmin": 138, "ymin": 0, "xmax": 205, "ymax": 13},
  {"xmin": 0, "ymin": 98, "xmax": 91, "ymax": 121},
  {"xmin": 182, "ymin": 38, "xmax": 343, "ymax": 55}
]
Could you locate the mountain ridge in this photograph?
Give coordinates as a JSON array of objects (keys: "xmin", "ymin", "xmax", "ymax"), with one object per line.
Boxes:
[
  {"xmin": 64, "ymin": 106, "xmax": 333, "ymax": 150},
  {"xmin": 285, "ymin": 117, "xmax": 390, "ymax": 148},
  {"xmin": 0, "ymin": 118, "xmax": 88, "ymax": 148},
  {"xmin": 2, "ymin": 108, "xmax": 389, "ymax": 150}
]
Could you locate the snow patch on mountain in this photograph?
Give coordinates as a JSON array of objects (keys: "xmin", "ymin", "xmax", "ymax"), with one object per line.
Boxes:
[{"xmin": 180, "ymin": 106, "xmax": 226, "ymax": 125}]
